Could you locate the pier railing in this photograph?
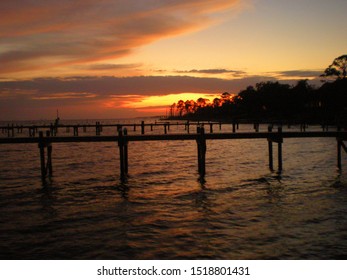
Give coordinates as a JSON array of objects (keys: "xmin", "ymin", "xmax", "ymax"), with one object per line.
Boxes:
[{"xmin": 1, "ymin": 123, "xmax": 347, "ymax": 182}]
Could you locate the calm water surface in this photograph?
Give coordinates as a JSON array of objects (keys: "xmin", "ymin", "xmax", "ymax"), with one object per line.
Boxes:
[{"xmin": 1, "ymin": 120, "xmax": 347, "ymax": 259}]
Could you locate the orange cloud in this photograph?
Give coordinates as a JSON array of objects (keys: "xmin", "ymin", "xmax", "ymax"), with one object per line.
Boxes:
[{"xmin": 0, "ymin": 0, "xmax": 243, "ymax": 77}]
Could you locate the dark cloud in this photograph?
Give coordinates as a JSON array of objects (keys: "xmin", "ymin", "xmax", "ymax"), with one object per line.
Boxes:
[{"xmin": 275, "ymin": 70, "xmax": 323, "ymax": 78}]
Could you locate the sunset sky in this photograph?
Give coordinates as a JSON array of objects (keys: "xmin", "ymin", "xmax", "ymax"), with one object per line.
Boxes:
[{"xmin": 1, "ymin": 0, "xmax": 346, "ymax": 120}]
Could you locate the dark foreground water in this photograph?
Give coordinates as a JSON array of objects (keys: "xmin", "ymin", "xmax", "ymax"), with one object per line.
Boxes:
[{"xmin": 1, "ymin": 120, "xmax": 347, "ymax": 259}]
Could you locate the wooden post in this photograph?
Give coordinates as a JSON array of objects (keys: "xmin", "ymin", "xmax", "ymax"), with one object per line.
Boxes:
[
  {"xmin": 278, "ymin": 141, "xmax": 283, "ymax": 171},
  {"xmin": 46, "ymin": 131, "xmax": 53, "ymax": 177},
  {"xmin": 164, "ymin": 124, "xmax": 167, "ymax": 134},
  {"xmin": 50, "ymin": 123, "xmax": 54, "ymax": 135},
  {"xmin": 197, "ymin": 127, "xmax": 201, "ymax": 174},
  {"xmin": 196, "ymin": 126, "xmax": 206, "ymax": 177},
  {"xmin": 141, "ymin": 121, "xmax": 145, "ymax": 135},
  {"xmin": 54, "ymin": 124, "xmax": 58, "ymax": 136},
  {"xmin": 38, "ymin": 131, "xmax": 46, "ymax": 180},
  {"xmin": 277, "ymin": 127, "xmax": 283, "ymax": 172},
  {"xmin": 337, "ymin": 139, "xmax": 342, "ymax": 170},
  {"xmin": 118, "ymin": 128, "xmax": 126, "ymax": 181},
  {"xmin": 232, "ymin": 122, "xmax": 236, "ymax": 133},
  {"xmin": 219, "ymin": 121, "xmax": 222, "ymax": 130},
  {"xmin": 123, "ymin": 128, "xmax": 128, "ymax": 175},
  {"xmin": 254, "ymin": 123, "xmax": 259, "ymax": 132},
  {"xmin": 268, "ymin": 140, "xmax": 274, "ymax": 171},
  {"xmin": 209, "ymin": 123, "xmax": 213, "ymax": 133},
  {"xmin": 96, "ymin": 122, "xmax": 100, "ymax": 135},
  {"xmin": 268, "ymin": 126, "xmax": 273, "ymax": 171}
]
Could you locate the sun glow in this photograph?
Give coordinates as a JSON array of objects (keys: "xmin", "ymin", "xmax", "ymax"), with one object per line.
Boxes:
[{"xmin": 121, "ymin": 93, "xmax": 220, "ymax": 109}]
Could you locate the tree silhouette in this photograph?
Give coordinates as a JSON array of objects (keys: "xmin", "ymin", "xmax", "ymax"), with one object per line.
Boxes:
[
  {"xmin": 196, "ymin": 97, "xmax": 209, "ymax": 108},
  {"xmin": 212, "ymin": 97, "xmax": 221, "ymax": 108},
  {"xmin": 176, "ymin": 100, "xmax": 185, "ymax": 117},
  {"xmin": 321, "ymin": 54, "xmax": 347, "ymax": 80}
]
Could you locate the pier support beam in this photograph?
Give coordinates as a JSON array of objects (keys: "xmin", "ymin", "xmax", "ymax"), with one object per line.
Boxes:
[
  {"xmin": 38, "ymin": 131, "xmax": 53, "ymax": 181},
  {"xmin": 278, "ymin": 138, "xmax": 283, "ymax": 172},
  {"xmin": 123, "ymin": 128, "xmax": 129, "ymax": 175},
  {"xmin": 267, "ymin": 126, "xmax": 283, "ymax": 172},
  {"xmin": 118, "ymin": 128, "xmax": 128, "ymax": 181},
  {"xmin": 96, "ymin": 122, "xmax": 101, "ymax": 135},
  {"xmin": 196, "ymin": 126, "xmax": 207, "ymax": 178},
  {"xmin": 73, "ymin": 126, "xmax": 79, "ymax": 136},
  {"xmin": 337, "ymin": 137, "xmax": 347, "ymax": 170},
  {"xmin": 268, "ymin": 139, "xmax": 274, "ymax": 171},
  {"xmin": 185, "ymin": 121, "xmax": 190, "ymax": 134},
  {"xmin": 141, "ymin": 121, "xmax": 145, "ymax": 135}
]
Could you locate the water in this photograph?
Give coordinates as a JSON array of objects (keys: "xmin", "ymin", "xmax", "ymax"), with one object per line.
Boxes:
[{"xmin": 1, "ymin": 120, "xmax": 347, "ymax": 259}]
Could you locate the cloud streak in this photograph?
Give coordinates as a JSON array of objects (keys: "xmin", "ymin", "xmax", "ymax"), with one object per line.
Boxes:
[
  {"xmin": 0, "ymin": 0, "xmax": 242, "ymax": 77},
  {"xmin": 175, "ymin": 68, "xmax": 247, "ymax": 76}
]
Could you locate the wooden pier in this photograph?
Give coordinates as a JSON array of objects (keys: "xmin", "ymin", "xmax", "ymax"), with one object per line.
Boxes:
[{"xmin": 1, "ymin": 124, "xmax": 347, "ymax": 182}]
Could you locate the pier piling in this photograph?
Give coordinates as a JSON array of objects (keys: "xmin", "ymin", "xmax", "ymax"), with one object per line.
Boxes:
[
  {"xmin": 277, "ymin": 127, "xmax": 283, "ymax": 172},
  {"xmin": 196, "ymin": 126, "xmax": 206, "ymax": 177},
  {"xmin": 38, "ymin": 132, "xmax": 46, "ymax": 180},
  {"xmin": 337, "ymin": 139, "xmax": 342, "ymax": 170},
  {"xmin": 123, "ymin": 128, "xmax": 128, "ymax": 175},
  {"xmin": 46, "ymin": 131, "xmax": 53, "ymax": 176},
  {"xmin": 267, "ymin": 126, "xmax": 283, "ymax": 172},
  {"xmin": 118, "ymin": 128, "xmax": 128, "ymax": 181},
  {"xmin": 267, "ymin": 126, "xmax": 274, "ymax": 170},
  {"xmin": 141, "ymin": 121, "xmax": 145, "ymax": 135},
  {"xmin": 73, "ymin": 126, "xmax": 79, "ymax": 136},
  {"xmin": 38, "ymin": 131, "xmax": 53, "ymax": 181},
  {"xmin": 337, "ymin": 137, "xmax": 347, "ymax": 170},
  {"xmin": 232, "ymin": 122, "xmax": 236, "ymax": 133}
]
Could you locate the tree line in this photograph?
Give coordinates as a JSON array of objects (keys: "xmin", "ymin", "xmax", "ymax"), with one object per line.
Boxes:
[{"xmin": 168, "ymin": 55, "xmax": 347, "ymax": 124}]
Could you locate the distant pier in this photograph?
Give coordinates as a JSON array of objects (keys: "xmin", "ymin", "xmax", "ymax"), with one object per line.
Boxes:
[{"xmin": 1, "ymin": 121, "xmax": 347, "ymax": 182}]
